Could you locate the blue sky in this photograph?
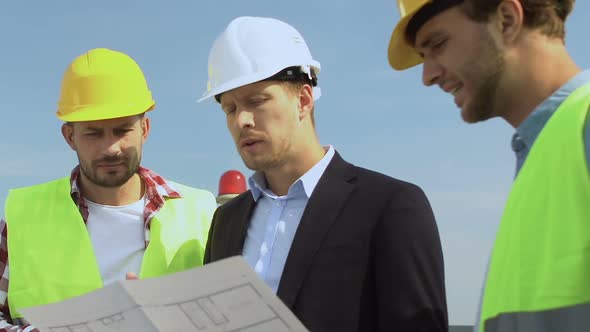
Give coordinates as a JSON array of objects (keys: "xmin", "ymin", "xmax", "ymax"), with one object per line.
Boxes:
[{"xmin": 1, "ymin": 0, "xmax": 588, "ymax": 325}]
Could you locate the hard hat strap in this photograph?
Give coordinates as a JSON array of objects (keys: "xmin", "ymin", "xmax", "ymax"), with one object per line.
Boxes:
[
  {"xmin": 265, "ymin": 66, "xmax": 318, "ymax": 87},
  {"xmin": 213, "ymin": 66, "xmax": 318, "ymax": 103}
]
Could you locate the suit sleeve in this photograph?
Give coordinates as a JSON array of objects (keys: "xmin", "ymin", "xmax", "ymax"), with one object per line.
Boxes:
[
  {"xmin": 374, "ymin": 183, "xmax": 448, "ymax": 332},
  {"xmin": 203, "ymin": 206, "xmax": 221, "ymax": 264}
]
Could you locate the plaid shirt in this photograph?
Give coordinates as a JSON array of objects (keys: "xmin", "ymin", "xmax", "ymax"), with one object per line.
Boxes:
[{"xmin": 0, "ymin": 166, "xmax": 182, "ymax": 331}]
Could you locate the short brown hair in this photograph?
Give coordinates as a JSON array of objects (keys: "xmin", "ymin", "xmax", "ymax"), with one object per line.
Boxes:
[{"xmin": 461, "ymin": 0, "xmax": 574, "ymax": 40}]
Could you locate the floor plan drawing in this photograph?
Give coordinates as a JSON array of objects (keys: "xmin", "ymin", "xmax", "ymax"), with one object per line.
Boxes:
[{"xmin": 21, "ymin": 257, "xmax": 308, "ymax": 332}]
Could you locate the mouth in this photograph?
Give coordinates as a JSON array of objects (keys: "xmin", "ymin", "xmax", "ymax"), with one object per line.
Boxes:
[
  {"xmin": 97, "ymin": 162, "xmax": 124, "ymax": 169},
  {"xmin": 442, "ymin": 83, "xmax": 465, "ymax": 107},
  {"xmin": 442, "ymin": 82, "xmax": 463, "ymax": 96},
  {"xmin": 450, "ymin": 85, "xmax": 463, "ymax": 96},
  {"xmin": 239, "ymin": 137, "xmax": 263, "ymax": 149}
]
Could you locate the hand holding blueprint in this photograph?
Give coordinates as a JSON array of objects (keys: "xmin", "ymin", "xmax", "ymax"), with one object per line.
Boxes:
[{"xmin": 21, "ymin": 256, "xmax": 308, "ymax": 332}]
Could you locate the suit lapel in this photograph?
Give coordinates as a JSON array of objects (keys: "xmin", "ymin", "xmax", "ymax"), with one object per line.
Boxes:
[
  {"xmin": 225, "ymin": 192, "xmax": 256, "ymax": 257},
  {"xmin": 277, "ymin": 152, "xmax": 356, "ymax": 308}
]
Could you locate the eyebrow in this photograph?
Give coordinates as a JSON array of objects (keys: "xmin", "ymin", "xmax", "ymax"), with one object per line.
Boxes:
[
  {"xmin": 222, "ymin": 90, "xmax": 270, "ymax": 105},
  {"xmin": 220, "ymin": 98, "xmax": 233, "ymax": 109},
  {"xmin": 83, "ymin": 122, "xmax": 135, "ymax": 131}
]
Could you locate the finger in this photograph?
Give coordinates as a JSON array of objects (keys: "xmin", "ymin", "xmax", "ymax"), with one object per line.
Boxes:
[{"xmin": 126, "ymin": 272, "xmax": 139, "ymax": 280}]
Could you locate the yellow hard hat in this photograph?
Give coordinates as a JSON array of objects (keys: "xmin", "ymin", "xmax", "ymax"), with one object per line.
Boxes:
[
  {"xmin": 56, "ymin": 48, "xmax": 155, "ymax": 122},
  {"xmin": 388, "ymin": 0, "xmax": 461, "ymax": 70}
]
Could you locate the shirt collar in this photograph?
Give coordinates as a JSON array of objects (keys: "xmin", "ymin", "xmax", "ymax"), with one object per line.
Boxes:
[
  {"xmin": 70, "ymin": 165, "xmax": 181, "ymax": 198},
  {"xmin": 513, "ymin": 70, "xmax": 590, "ymax": 152},
  {"xmin": 69, "ymin": 165, "xmax": 181, "ymax": 225},
  {"xmin": 249, "ymin": 145, "xmax": 336, "ymax": 201}
]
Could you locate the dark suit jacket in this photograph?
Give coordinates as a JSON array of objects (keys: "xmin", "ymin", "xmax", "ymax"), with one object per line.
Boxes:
[{"xmin": 204, "ymin": 152, "xmax": 448, "ymax": 332}]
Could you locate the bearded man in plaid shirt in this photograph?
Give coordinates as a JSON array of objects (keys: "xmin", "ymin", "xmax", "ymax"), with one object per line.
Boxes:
[{"xmin": 0, "ymin": 48, "xmax": 217, "ymax": 331}]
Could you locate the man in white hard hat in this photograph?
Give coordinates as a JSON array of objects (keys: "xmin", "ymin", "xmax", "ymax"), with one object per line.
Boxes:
[
  {"xmin": 388, "ymin": 1, "xmax": 590, "ymax": 331},
  {"xmin": 200, "ymin": 16, "xmax": 448, "ymax": 331},
  {"xmin": 0, "ymin": 48, "xmax": 216, "ymax": 330}
]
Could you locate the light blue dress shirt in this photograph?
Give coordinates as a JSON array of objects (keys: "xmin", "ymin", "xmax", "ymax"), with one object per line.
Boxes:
[
  {"xmin": 474, "ymin": 70, "xmax": 590, "ymax": 331},
  {"xmin": 512, "ymin": 69, "xmax": 590, "ymax": 175},
  {"xmin": 242, "ymin": 146, "xmax": 335, "ymax": 293}
]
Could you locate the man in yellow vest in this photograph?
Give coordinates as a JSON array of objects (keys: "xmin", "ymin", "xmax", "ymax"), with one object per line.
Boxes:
[
  {"xmin": 0, "ymin": 48, "xmax": 216, "ymax": 330},
  {"xmin": 388, "ymin": 0, "xmax": 589, "ymax": 331}
]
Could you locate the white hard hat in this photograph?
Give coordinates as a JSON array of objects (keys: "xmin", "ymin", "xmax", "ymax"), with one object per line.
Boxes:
[{"xmin": 198, "ymin": 16, "xmax": 321, "ymax": 103}]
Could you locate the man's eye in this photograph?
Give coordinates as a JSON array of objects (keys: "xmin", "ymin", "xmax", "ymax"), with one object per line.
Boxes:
[
  {"xmin": 432, "ymin": 39, "xmax": 447, "ymax": 52},
  {"xmin": 115, "ymin": 129, "xmax": 132, "ymax": 135},
  {"xmin": 249, "ymin": 98, "xmax": 266, "ymax": 106},
  {"xmin": 223, "ymin": 107, "xmax": 236, "ymax": 115}
]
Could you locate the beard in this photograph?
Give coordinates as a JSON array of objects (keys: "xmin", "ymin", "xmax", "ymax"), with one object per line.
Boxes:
[
  {"xmin": 79, "ymin": 150, "xmax": 141, "ymax": 188},
  {"xmin": 239, "ymin": 139, "xmax": 291, "ymax": 172},
  {"xmin": 461, "ymin": 29, "xmax": 506, "ymax": 124}
]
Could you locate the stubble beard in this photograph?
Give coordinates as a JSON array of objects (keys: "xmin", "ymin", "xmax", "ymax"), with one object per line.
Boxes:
[
  {"xmin": 461, "ymin": 30, "xmax": 506, "ymax": 124},
  {"xmin": 240, "ymin": 139, "xmax": 292, "ymax": 172},
  {"xmin": 79, "ymin": 151, "xmax": 141, "ymax": 188}
]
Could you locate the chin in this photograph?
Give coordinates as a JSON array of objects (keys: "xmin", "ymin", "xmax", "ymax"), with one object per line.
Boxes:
[
  {"xmin": 461, "ymin": 113, "xmax": 479, "ymax": 124},
  {"xmin": 461, "ymin": 106, "xmax": 487, "ymax": 124},
  {"xmin": 241, "ymin": 158, "xmax": 262, "ymax": 172}
]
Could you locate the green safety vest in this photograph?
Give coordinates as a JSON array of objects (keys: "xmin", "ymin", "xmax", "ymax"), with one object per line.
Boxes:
[
  {"xmin": 5, "ymin": 176, "xmax": 214, "ymax": 318},
  {"xmin": 479, "ymin": 83, "xmax": 590, "ymax": 331}
]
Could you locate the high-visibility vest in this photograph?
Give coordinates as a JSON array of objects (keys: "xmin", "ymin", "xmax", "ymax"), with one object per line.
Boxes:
[
  {"xmin": 5, "ymin": 176, "xmax": 215, "ymax": 318},
  {"xmin": 479, "ymin": 83, "xmax": 590, "ymax": 331}
]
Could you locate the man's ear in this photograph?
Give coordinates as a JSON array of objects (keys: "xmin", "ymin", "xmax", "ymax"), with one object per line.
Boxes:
[
  {"xmin": 141, "ymin": 116, "xmax": 151, "ymax": 142},
  {"xmin": 298, "ymin": 84, "xmax": 314, "ymax": 121},
  {"xmin": 61, "ymin": 123, "xmax": 77, "ymax": 151},
  {"xmin": 495, "ymin": 0, "xmax": 524, "ymax": 44}
]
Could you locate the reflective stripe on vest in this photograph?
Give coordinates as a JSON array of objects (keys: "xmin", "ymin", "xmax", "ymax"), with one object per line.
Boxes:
[
  {"xmin": 485, "ymin": 302, "xmax": 590, "ymax": 331},
  {"xmin": 5, "ymin": 177, "xmax": 214, "ymax": 318},
  {"xmin": 479, "ymin": 83, "xmax": 590, "ymax": 331}
]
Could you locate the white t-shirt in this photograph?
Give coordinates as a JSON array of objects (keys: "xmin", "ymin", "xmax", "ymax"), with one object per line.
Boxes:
[{"xmin": 85, "ymin": 197, "xmax": 145, "ymax": 285}]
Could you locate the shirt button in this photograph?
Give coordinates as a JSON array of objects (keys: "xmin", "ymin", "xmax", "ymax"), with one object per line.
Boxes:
[
  {"xmin": 277, "ymin": 221, "xmax": 286, "ymax": 233},
  {"xmin": 255, "ymin": 260, "xmax": 264, "ymax": 274},
  {"xmin": 511, "ymin": 135, "xmax": 526, "ymax": 152}
]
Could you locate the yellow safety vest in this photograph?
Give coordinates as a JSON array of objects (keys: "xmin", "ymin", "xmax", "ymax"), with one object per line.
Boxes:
[
  {"xmin": 5, "ymin": 176, "xmax": 215, "ymax": 318},
  {"xmin": 479, "ymin": 83, "xmax": 590, "ymax": 331}
]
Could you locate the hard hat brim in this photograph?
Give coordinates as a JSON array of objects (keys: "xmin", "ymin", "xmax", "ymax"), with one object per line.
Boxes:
[
  {"xmin": 198, "ymin": 61, "xmax": 321, "ymax": 103},
  {"xmin": 56, "ymin": 100, "xmax": 155, "ymax": 122},
  {"xmin": 388, "ymin": 2, "xmax": 429, "ymax": 70}
]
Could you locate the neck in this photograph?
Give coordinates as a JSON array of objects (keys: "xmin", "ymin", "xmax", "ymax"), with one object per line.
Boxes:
[
  {"xmin": 79, "ymin": 173, "xmax": 144, "ymax": 206},
  {"xmin": 264, "ymin": 143, "xmax": 326, "ymax": 196},
  {"xmin": 501, "ymin": 36, "xmax": 580, "ymax": 128}
]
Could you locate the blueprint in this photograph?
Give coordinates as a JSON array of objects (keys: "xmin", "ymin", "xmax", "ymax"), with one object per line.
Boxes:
[{"xmin": 20, "ymin": 256, "xmax": 308, "ymax": 332}]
